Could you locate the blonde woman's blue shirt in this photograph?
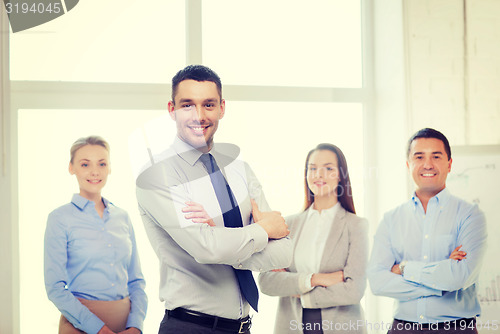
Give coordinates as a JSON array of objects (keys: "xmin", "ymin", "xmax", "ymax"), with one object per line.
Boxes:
[{"xmin": 44, "ymin": 194, "xmax": 147, "ymax": 334}]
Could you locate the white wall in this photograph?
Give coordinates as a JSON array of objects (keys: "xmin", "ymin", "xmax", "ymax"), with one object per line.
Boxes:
[
  {"xmin": 466, "ymin": 0, "xmax": 500, "ymax": 144},
  {"xmin": 0, "ymin": 8, "xmax": 20, "ymax": 334},
  {"xmin": 405, "ymin": 0, "xmax": 500, "ymax": 145},
  {"xmin": 405, "ymin": 0, "xmax": 466, "ymax": 143},
  {"xmin": 368, "ymin": 0, "xmax": 500, "ymax": 329},
  {"xmin": 367, "ymin": 0, "xmax": 410, "ymax": 329}
]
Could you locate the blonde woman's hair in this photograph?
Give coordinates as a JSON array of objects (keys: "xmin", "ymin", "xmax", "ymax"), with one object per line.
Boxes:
[{"xmin": 70, "ymin": 136, "xmax": 110, "ymax": 163}]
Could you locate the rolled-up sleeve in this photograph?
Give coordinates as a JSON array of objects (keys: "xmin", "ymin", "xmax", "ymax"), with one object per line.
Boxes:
[
  {"xmin": 44, "ymin": 212, "xmax": 105, "ymax": 334},
  {"xmin": 367, "ymin": 215, "xmax": 442, "ymax": 301},
  {"xmin": 125, "ymin": 216, "xmax": 147, "ymax": 332},
  {"xmin": 402, "ymin": 207, "xmax": 487, "ymax": 292}
]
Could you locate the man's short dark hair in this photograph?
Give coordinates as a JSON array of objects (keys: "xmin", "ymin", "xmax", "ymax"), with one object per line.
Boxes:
[
  {"xmin": 407, "ymin": 128, "xmax": 452, "ymax": 160},
  {"xmin": 171, "ymin": 65, "xmax": 222, "ymax": 103}
]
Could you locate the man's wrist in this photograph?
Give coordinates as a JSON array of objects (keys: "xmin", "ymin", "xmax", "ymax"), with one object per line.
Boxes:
[
  {"xmin": 305, "ymin": 273, "xmax": 314, "ymax": 290},
  {"xmin": 399, "ymin": 261, "xmax": 408, "ymax": 275}
]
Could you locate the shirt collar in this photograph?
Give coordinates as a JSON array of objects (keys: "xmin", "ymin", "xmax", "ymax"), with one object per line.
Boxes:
[
  {"xmin": 434, "ymin": 187, "xmax": 450, "ymax": 206},
  {"xmin": 172, "ymin": 136, "xmax": 206, "ymax": 166},
  {"xmin": 306, "ymin": 201, "xmax": 340, "ymax": 220},
  {"xmin": 71, "ymin": 193, "xmax": 110, "ymax": 210},
  {"xmin": 411, "ymin": 187, "xmax": 450, "ymax": 208}
]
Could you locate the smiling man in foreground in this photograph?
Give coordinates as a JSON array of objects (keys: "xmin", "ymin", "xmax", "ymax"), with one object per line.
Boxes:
[
  {"xmin": 367, "ymin": 128, "xmax": 487, "ymax": 333},
  {"xmin": 136, "ymin": 65, "xmax": 291, "ymax": 333}
]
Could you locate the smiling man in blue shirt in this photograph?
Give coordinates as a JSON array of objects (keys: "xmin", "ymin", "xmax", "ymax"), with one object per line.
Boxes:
[{"xmin": 367, "ymin": 128, "xmax": 487, "ymax": 333}]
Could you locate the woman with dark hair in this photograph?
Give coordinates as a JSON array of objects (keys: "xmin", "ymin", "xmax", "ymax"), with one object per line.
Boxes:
[
  {"xmin": 259, "ymin": 143, "xmax": 368, "ymax": 334},
  {"xmin": 44, "ymin": 136, "xmax": 147, "ymax": 334}
]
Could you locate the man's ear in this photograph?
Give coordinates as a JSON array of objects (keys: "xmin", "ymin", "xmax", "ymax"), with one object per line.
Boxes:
[
  {"xmin": 448, "ymin": 158, "xmax": 452, "ymax": 172},
  {"xmin": 68, "ymin": 162, "xmax": 74, "ymax": 175},
  {"xmin": 219, "ymin": 99, "xmax": 226, "ymax": 119},
  {"xmin": 168, "ymin": 101, "xmax": 176, "ymax": 120},
  {"xmin": 406, "ymin": 160, "xmax": 410, "ymax": 170}
]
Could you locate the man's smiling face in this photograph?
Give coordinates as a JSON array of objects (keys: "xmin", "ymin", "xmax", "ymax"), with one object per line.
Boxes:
[
  {"xmin": 168, "ymin": 80, "xmax": 225, "ymax": 153},
  {"xmin": 407, "ymin": 137, "xmax": 452, "ymax": 199}
]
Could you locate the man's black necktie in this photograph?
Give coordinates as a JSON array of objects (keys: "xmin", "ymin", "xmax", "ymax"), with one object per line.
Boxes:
[{"xmin": 199, "ymin": 153, "xmax": 259, "ymax": 312}]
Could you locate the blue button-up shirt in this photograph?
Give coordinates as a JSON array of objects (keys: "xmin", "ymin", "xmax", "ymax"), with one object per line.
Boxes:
[
  {"xmin": 44, "ymin": 194, "xmax": 147, "ymax": 333},
  {"xmin": 367, "ymin": 188, "xmax": 487, "ymax": 323}
]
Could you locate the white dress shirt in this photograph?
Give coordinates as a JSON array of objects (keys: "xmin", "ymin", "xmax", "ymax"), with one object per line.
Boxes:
[
  {"xmin": 295, "ymin": 202, "xmax": 340, "ymax": 306},
  {"xmin": 136, "ymin": 137, "xmax": 292, "ymax": 319}
]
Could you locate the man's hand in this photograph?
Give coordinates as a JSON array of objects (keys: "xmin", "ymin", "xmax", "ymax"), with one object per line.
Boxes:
[
  {"xmin": 391, "ymin": 264, "xmax": 402, "ymax": 275},
  {"xmin": 449, "ymin": 245, "xmax": 467, "ymax": 261},
  {"xmin": 118, "ymin": 328, "xmax": 141, "ymax": 334},
  {"xmin": 182, "ymin": 201, "xmax": 216, "ymax": 227},
  {"xmin": 251, "ymin": 199, "xmax": 289, "ymax": 239},
  {"xmin": 311, "ymin": 271, "xmax": 344, "ymax": 287},
  {"xmin": 97, "ymin": 325, "xmax": 116, "ymax": 334}
]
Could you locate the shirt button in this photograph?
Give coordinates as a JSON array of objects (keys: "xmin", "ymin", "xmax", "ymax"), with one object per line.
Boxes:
[
  {"xmin": 425, "ymin": 235, "xmax": 429, "ymax": 239},
  {"xmin": 110, "ymin": 263, "xmax": 114, "ymax": 266},
  {"xmin": 238, "ymin": 264, "xmax": 243, "ymax": 269},
  {"xmin": 101, "ymin": 228, "xmax": 105, "ymax": 231},
  {"xmin": 111, "ymin": 283, "xmax": 115, "ymax": 287},
  {"xmin": 420, "ymin": 315, "xmax": 424, "ymax": 319},
  {"xmin": 423, "ymin": 255, "xmax": 428, "ymax": 260},
  {"xmin": 432, "ymin": 284, "xmax": 436, "ymax": 287},
  {"xmin": 108, "ymin": 244, "xmax": 112, "ymax": 247}
]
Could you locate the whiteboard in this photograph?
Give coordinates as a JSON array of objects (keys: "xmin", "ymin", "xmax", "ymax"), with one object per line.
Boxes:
[{"xmin": 447, "ymin": 147, "xmax": 500, "ymax": 332}]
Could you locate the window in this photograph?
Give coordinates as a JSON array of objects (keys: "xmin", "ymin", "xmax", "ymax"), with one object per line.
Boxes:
[
  {"xmin": 216, "ymin": 101, "xmax": 365, "ymax": 216},
  {"xmin": 202, "ymin": 0, "xmax": 362, "ymax": 88},
  {"xmin": 12, "ymin": 1, "xmax": 368, "ymax": 332},
  {"xmin": 10, "ymin": 0, "xmax": 185, "ymax": 83}
]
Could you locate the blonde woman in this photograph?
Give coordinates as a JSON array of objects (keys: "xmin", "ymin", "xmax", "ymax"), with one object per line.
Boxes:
[
  {"xmin": 259, "ymin": 143, "xmax": 368, "ymax": 334},
  {"xmin": 44, "ymin": 136, "xmax": 147, "ymax": 334}
]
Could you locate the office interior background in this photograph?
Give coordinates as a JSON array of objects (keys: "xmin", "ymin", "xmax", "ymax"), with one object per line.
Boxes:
[{"xmin": 1, "ymin": 0, "xmax": 500, "ymax": 333}]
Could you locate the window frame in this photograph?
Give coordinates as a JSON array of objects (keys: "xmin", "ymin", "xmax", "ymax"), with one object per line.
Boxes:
[{"xmin": 2, "ymin": 0, "xmax": 375, "ymax": 332}]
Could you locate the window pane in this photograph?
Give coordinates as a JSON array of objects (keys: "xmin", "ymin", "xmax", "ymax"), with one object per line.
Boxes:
[
  {"xmin": 217, "ymin": 101, "xmax": 365, "ymax": 217},
  {"xmin": 10, "ymin": 0, "xmax": 185, "ymax": 83},
  {"xmin": 202, "ymin": 0, "xmax": 362, "ymax": 88},
  {"xmin": 18, "ymin": 104, "xmax": 363, "ymax": 333},
  {"xmin": 216, "ymin": 101, "xmax": 364, "ymax": 333}
]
